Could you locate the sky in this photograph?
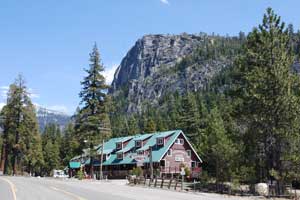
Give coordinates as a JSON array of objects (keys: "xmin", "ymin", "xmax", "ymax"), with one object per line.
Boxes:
[{"xmin": 0, "ymin": 0, "xmax": 299, "ymax": 114}]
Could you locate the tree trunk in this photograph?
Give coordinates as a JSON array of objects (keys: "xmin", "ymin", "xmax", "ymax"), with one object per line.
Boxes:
[
  {"xmin": 90, "ymin": 156, "xmax": 94, "ymax": 179},
  {"xmin": 0, "ymin": 143, "xmax": 7, "ymax": 172}
]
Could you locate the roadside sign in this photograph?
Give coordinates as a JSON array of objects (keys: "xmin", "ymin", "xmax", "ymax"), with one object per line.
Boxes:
[
  {"xmin": 132, "ymin": 154, "xmax": 146, "ymax": 167},
  {"xmin": 180, "ymin": 167, "xmax": 185, "ymax": 176}
]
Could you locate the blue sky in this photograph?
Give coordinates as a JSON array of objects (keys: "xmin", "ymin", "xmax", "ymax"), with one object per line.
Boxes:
[{"xmin": 0, "ymin": 0, "xmax": 299, "ymax": 114}]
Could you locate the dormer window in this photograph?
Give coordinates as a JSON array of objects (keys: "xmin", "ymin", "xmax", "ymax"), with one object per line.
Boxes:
[
  {"xmin": 157, "ymin": 137, "xmax": 164, "ymax": 146},
  {"xmin": 117, "ymin": 153, "xmax": 123, "ymax": 160},
  {"xmin": 135, "ymin": 140, "xmax": 142, "ymax": 148},
  {"xmin": 116, "ymin": 142, "xmax": 123, "ymax": 150}
]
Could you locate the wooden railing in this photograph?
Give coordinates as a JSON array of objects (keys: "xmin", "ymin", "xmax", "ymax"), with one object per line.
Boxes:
[{"xmin": 128, "ymin": 176, "xmax": 186, "ymax": 191}]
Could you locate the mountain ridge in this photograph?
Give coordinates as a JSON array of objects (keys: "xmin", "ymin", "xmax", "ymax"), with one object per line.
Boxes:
[{"xmin": 110, "ymin": 33, "xmax": 244, "ymax": 113}]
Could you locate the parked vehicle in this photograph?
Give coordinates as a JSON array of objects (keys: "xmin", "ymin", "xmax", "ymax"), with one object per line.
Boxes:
[{"xmin": 53, "ymin": 170, "xmax": 68, "ymax": 178}]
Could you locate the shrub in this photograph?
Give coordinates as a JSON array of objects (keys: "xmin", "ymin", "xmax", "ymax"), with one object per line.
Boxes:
[
  {"xmin": 76, "ymin": 170, "xmax": 84, "ymax": 180},
  {"xmin": 132, "ymin": 167, "xmax": 143, "ymax": 177}
]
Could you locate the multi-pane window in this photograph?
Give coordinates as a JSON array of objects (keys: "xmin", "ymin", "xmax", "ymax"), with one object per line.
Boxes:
[{"xmin": 175, "ymin": 138, "xmax": 184, "ymax": 145}]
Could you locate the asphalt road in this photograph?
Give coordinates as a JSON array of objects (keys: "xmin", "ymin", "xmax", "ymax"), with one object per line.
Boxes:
[{"xmin": 0, "ymin": 176, "xmax": 260, "ymax": 200}]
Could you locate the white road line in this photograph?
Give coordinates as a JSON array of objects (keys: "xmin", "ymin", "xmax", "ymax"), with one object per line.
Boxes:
[
  {"xmin": 0, "ymin": 177, "xmax": 17, "ymax": 200},
  {"xmin": 50, "ymin": 186, "xmax": 87, "ymax": 200}
]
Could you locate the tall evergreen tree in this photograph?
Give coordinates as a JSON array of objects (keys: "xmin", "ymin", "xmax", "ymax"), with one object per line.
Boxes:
[
  {"xmin": 204, "ymin": 107, "xmax": 237, "ymax": 184},
  {"xmin": 234, "ymin": 8, "xmax": 300, "ymax": 184},
  {"xmin": 41, "ymin": 124, "xmax": 61, "ymax": 175},
  {"xmin": 75, "ymin": 44, "xmax": 112, "ymax": 177},
  {"xmin": 61, "ymin": 123, "xmax": 80, "ymax": 166},
  {"xmin": 178, "ymin": 92, "xmax": 201, "ymax": 141},
  {"xmin": 0, "ymin": 75, "xmax": 44, "ymax": 175}
]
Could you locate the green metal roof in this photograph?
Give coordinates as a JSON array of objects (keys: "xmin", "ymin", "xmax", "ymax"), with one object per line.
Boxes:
[
  {"xmin": 143, "ymin": 130, "xmax": 180, "ymax": 163},
  {"xmin": 133, "ymin": 133, "xmax": 153, "ymax": 141},
  {"xmin": 137, "ymin": 145, "xmax": 150, "ymax": 151},
  {"xmin": 104, "ymin": 130, "xmax": 180, "ymax": 165},
  {"xmin": 72, "ymin": 130, "xmax": 200, "ymax": 166},
  {"xmin": 116, "ymin": 135, "xmax": 140, "ymax": 153},
  {"xmin": 69, "ymin": 161, "xmax": 81, "ymax": 169},
  {"xmin": 116, "ymin": 136, "xmax": 134, "ymax": 143}
]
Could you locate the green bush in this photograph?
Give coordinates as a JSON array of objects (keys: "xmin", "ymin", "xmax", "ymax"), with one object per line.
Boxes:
[
  {"xmin": 76, "ymin": 170, "xmax": 84, "ymax": 180},
  {"xmin": 131, "ymin": 167, "xmax": 143, "ymax": 177}
]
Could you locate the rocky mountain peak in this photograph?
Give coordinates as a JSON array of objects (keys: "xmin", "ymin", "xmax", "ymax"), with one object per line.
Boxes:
[
  {"xmin": 111, "ymin": 33, "xmax": 204, "ymax": 92},
  {"xmin": 110, "ymin": 33, "xmax": 239, "ymax": 113}
]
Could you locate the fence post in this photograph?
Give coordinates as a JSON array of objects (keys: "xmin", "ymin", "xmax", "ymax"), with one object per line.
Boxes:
[
  {"xmin": 168, "ymin": 178, "xmax": 172, "ymax": 189},
  {"xmin": 175, "ymin": 178, "xmax": 178, "ymax": 190},
  {"xmin": 161, "ymin": 177, "xmax": 164, "ymax": 188},
  {"xmin": 154, "ymin": 177, "xmax": 158, "ymax": 187},
  {"xmin": 149, "ymin": 178, "xmax": 152, "ymax": 187}
]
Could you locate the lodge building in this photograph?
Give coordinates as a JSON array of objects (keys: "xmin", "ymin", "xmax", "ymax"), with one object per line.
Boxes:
[{"xmin": 69, "ymin": 130, "xmax": 202, "ymax": 179}]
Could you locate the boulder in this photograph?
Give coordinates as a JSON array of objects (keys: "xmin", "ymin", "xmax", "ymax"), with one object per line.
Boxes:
[{"xmin": 255, "ymin": 183, "xmax": 269, "ymax": 196}]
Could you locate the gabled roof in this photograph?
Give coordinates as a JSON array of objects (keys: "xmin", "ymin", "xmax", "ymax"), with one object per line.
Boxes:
[
  {"xmin": 116, "ymin": 138, "xmax": 135, "ymax": 153},
  {"xmin": 143, "ymin": 130, "xmax": 180, "ymax": 163},
  {"xmin": 73, "ymin": 130, "xmax": 202, "ymax": 166},
  {"xmin": 116, "ymin": 136, "xmax": 134, "ymax": 143},
  {"xmin": 133, "ymin": 133, "xmax": 153, "ymax": 141}
]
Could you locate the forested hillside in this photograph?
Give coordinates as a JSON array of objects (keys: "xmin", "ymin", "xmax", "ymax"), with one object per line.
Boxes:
[
  {"xmin": 1, "ymin": 7, "xmax": 300, "ymax": 190},
  {"xmin": 109, "ymin": 8, "xmax": 300, "ymax": 184}
]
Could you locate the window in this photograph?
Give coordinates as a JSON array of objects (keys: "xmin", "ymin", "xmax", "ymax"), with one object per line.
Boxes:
[
  {"xmin": 117, "ymin": 153, "xmax": 123, "ymax": 160},
  {"xmin": 138, "ymin": 150, "xmax": 144, "ymax": 155},
  {"xmin": 157, "ymin": 138, "xmax": 164, "ymax": 146},
  {"xmin": 175, "ymin": 138, "xmax": 184, "ymax": 145},
  {"xmin": 135, "ymin": 140, "xmax": 142, "ymax": 148},
  {"xmin": 167, "ymin": 149, "xmax": 172, "ymax": 156},
  {"xmin": 191, "ymin": 161, "xmax": 196, "ymax": 168},
  {"xmin": 175, "ymin": 155, "xmax": 184, "ymax": 162},
  {"xmin": 187, "ymin": 150, "xmax": 191, "ymax": 157},
  {"xmin": 116, "ymin": 142, "xmax": 122, "ymax": 150}
]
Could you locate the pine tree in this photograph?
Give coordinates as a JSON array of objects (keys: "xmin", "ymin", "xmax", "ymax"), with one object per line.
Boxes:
[
  {"xmin": 0, "ymin": 75, "xmax": 44, "ymax": 175},
  {"xmin": 178, "ymin": 92, "xmax": 201, "ymax": 141},
  {"xmin": 41, "ymin": 124, "xmax": 61, "ymax": 175},
  {"xmin": 143, "ymin": 117, "xmax": 156, "ymax": 133},
  {"xmin": 205, "ymin": 107, "xmax": 237, "ymax": 184},
  {"xmin": 128, "ymin": 115, "xmax": 139, "ymax": 135},
  {"xmin": 234, "ymin": 8, "xmax": 300, "ymax": 184},
  {"xmin": 61, "ymin": 123, "xmax": 79, "ymax": 166},
  {"xmin": 75, "ymin": 44, "xmax": 112, "ymax": 177}
]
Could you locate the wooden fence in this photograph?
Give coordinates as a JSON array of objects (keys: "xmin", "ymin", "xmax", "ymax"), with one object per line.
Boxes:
[{"xmin": 128, "ymin": 176, "xmax": 191, "ymax": 191}]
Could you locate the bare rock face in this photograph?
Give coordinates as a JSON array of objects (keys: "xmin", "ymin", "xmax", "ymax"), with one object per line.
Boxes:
[
  {"xmin": 111, "ymin": 34, "xmax": 203, "ymax": 91},
  {"xmin": 110, "ymin": 34, "xmax": 233, "ymax": 113}
]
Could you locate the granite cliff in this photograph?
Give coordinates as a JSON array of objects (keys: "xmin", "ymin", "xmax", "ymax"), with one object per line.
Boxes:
[{"xmin": 110, "ymin": 33, "xmax": 243, "ymax": 113}]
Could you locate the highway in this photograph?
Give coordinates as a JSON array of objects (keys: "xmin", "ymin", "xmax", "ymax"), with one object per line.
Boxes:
[{"xmin": 0, "ymin": 176, "xmax": 258, "ymax": 200}]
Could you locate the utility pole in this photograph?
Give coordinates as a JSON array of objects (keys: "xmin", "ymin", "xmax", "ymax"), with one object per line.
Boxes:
[
  {"xmin": 99, "ymin": 139, "xmax": 104, "ymax": 180},
  {"xmin": 149, "ymin": 147, "xmax": 153, "ymax": 180},
  {"xmin": 89, "ymin": 141, "xmax": 94, "ymax": 179},
  {"xmin": 98, "ymin": 126, "xmax": 110, "ymax": 180}
]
